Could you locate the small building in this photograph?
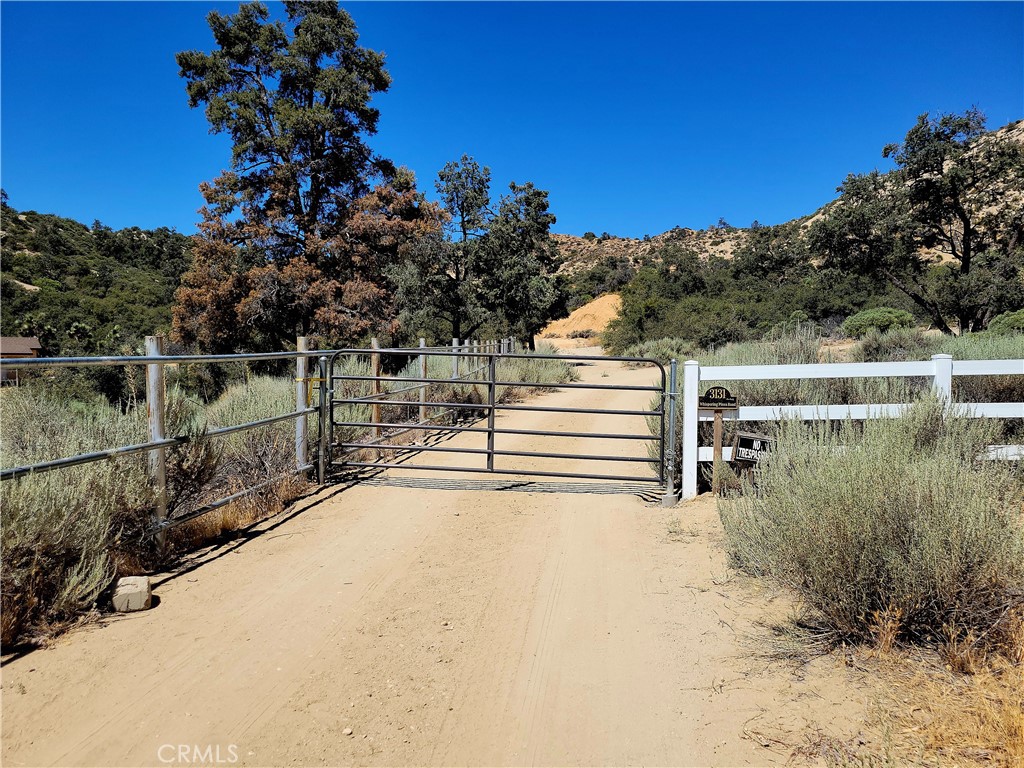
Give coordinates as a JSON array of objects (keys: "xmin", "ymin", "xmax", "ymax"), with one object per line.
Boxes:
[{"xmin": 0, "ymin": 336, "xmax": 42, "ymax": 384}]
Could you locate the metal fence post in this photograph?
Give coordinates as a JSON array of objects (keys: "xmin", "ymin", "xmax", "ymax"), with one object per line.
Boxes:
[
  {"xmin": 371, "ymin": 337, "xmax": 381, "ymax": 438},
  {"xmin": 318, "ymin": 356, "xmax": 328, "ymax": 483},
  {"xmin": 295, "ymin": 336, "xmax": 309, "ymax": 472},
  {"xmin": 145, "ymin": 335, "xmax": 169, "ymax": 547},
  {"xmin": 452, "ymin": 337, "xmax": 459, "ymax": 379},
  {"xmin": 419, "ymin": 337, "xmax": 428, "ymax": 423},
  {"xmin": 661, "ymin": 359, "xmax": 679, "ymax": 507},
  {"xmin": 932, "ymin": 353, "xmax": 953, "ymax": 403},
  {"xmin": 681, "ymin": 359, "xmax": 700, "ymax": 500},
  {"xmin": 486, "ymin": 353, "xmax": 497, "ymax": 470}
]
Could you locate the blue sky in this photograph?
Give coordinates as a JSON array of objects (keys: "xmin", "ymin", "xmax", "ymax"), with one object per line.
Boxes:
[{"xmin": 1, "ymin": 2, "xmax": 1022, "ymax": 238}]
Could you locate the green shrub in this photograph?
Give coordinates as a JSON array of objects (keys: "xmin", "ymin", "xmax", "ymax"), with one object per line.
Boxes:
[
  {"xmin": 849, "ymin": 326, "xmax": 938, "ymax": 363},
  {"xmin": 621, "ymin": 337, "xmax": 699, "ymax": 365},
  {"xmin": 0, "ymin": 388, "xmax": 152, "ymax": 645},
  {"xmin": 719, "ymin": 400, "xmax": 1024, "ymax": 649},
  {"xmin": 841, "ymin": 307, "xmax": 916, "ymax": 338},
  {"xmin": 988, "ymin": 310, "xmax": 1024, "ymax": 335}
]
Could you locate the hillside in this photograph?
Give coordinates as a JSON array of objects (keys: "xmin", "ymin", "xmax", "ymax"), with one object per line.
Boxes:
[
  {"xmin": 553, "ymin": 118, "xmax": 1024, "ymax": 275},
  {"xmin": 552, "ymin": 226, "xmax": 749, "ymax": 276},
  {"xmin": 0, "ymin": 198, "xmax": 192, "ymax": 357}
]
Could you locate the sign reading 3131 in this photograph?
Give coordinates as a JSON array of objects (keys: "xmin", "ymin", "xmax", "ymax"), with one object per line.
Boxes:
[{"xmin": 699, "ymin": 386, "xmax": 738, "ymax": 410}]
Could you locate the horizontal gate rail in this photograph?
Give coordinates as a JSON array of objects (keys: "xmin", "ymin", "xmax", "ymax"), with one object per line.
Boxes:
[
  {"xmin": 338, "ymin": 462, "xmax": 665, "ymax": 484},
  {"xmin": 492, "ymin": 380, "xmax": 662, "ymax": 392},
  {"xmin": 333, "ymin": 420, "xmax": 490, "ymax": 434},
  {"xmin": 339, "ymin": 441, "xmax": 655, "ymax": 464},
  {"xmin": 493, "ymin": 427, "xmax": 659, "ymax": 440},
  {"xmin": 493, "ymin": 404, "xmax": 660, "ymax": 416},
  {"xmin": 333, "ymin": 375, "xmax": 491, "ymax": 386},
  {"xmin": 335, "ymin": 397, "xmax": 493, "ymax": 410}
]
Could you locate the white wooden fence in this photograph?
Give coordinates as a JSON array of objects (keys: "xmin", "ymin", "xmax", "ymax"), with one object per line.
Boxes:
[{"xmin": 678, "ymin": 353, "xmax": 1024, "ymax": 499}]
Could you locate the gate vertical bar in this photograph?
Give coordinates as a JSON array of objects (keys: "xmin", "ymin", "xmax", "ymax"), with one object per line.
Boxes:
[
  {"xmin": 371, "ymin": 337, "xmax": 381, "ymax": 438},
  {"xmin": 452, "ymin": 338, "xmax": 459, "ymax": 379},
  {"xmin": 661, "ymin": 359, "xmax": 678, "ymax": 507},
  {"xmin": 318, "ymin": 356, "xmax": 328, "ymax": 483},
  {"xmin": 145, "ymin": 335, "xmax": 169, "ymax": 546},
  {"xmin": 681, "ymin": 359, "xmax": 700, "ymax": 500},
  {"xmin": 486, "ymin": 353, "xmax": 497, "ymax": 470},
  {"xmin": 295, "ymin": 336, "xmax": 309, "ymax": 472},
  {"xmin": 419, "ymin": 338, "xmax": 428, "ymax": 423}
]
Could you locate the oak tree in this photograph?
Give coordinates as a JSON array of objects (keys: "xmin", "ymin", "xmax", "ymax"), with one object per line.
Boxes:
[{"xmin": 809, "ymin": 110, "xmax": 1024, "ymax": 333}]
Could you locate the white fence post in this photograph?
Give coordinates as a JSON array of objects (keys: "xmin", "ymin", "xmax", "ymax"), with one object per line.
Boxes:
[
  {"xmin": 932, "ymin": 353, "xmax": 953, "ymax": 402},
  {"xmin": 295, "ymin": 336, "xmax": 309, "ymax": 472},
  {"xmin": 145, "ymin": 335, "xmax": 169, "ymax": 547},
  {"xmin": 419, "ymin": 337, "xmax": 428, "ymax": 423},
  {"xmin": 452, "ymin": 337, "xmax": 459, "ymax": 379},
  {"xmin": 681, "ymin": 359, "xmax": 700, "ymax": 500}
]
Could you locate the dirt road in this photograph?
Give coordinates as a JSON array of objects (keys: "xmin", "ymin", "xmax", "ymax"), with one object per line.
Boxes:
[{"xmin": 1, "ymin": 352, "xmax": 870, "ymax": 767}]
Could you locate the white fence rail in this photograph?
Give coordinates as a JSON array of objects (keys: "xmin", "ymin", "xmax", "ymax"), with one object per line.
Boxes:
[{"xmin": 678, "ymin": 353, "xmax": 1024, "ymax": 500}]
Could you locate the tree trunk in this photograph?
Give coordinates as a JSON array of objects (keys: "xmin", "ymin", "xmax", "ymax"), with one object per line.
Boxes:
[{"xmin": 881, "ymin": 268, "xmax": 955, "ymax": 335}]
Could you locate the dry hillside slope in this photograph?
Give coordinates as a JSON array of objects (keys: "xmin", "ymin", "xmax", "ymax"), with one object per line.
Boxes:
[{"xmin": 553, "ymin": 118, "xmax": 1024, "ymax": 275}]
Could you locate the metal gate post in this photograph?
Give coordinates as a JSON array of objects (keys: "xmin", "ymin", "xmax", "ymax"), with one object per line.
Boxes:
[
  {"xmin": 145, "ymin": 335, "xmax": 169, "ymax": 547},
  {"xmin": 681, "ymin": 360, "xmax": 700, "ymax": 500},
  {"xmin": 452, "ymin": 338, "xmax": 459, "ymax": 379},
  {"xmin": 295, "ymin": 336, "xmax": 309, "ymax": 472},
  {"xmin": 486, "ymin": 353, "xmax": 497, "ymax": 470},
  {"xmin": 371, "ymin": 337, "xmax": 381, "ymax": 438},
  {"xmin": 419, "ymin": 338, "xmax": 428, "ymax": 422},
  {"xmin": 318, "ymin": 356, "xmax": 329, "ymax": 483},
  {"xmin": 661, "ymin": 359, "xmax": 679, "ymax": 507}
]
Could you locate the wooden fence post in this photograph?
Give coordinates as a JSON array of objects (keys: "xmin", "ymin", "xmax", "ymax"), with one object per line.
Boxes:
[
  {"xmin": 295, "ymin": 336, "xmax": 309, "ymax": 472},
  {"xmin": 145, "ymin": 335, "xmax": 169, "ymax": 547}
]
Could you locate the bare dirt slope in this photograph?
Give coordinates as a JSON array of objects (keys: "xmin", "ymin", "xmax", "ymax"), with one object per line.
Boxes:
[
  {"xmin": 1, "ymin": 353, "xmax": 874, "ymax": 767},
  {"xmin": 539, "ymin": 294, "xmax": 621, "ymax": 345}
]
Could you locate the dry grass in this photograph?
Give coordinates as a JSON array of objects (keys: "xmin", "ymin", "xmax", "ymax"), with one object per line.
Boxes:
[
  {"xmin": 868, "ymin": 651, "xmax": 1024, "ymax": 767},
  {"xmin": 168, "ymin": 475, "xmax": 309, "ymax": 551}
]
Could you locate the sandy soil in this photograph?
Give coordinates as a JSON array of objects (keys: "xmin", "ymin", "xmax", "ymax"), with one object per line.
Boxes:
[
  {"xmin": 1, "ymin": 353, "xmax": 877, "ymax": 767},
  {"xmin": 540, "ymin": 293, "xmax": 621, "ymax": 341}
]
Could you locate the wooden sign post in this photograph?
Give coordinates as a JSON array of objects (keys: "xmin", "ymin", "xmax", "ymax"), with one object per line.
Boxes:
[{"xmin": 699, "ymin": 386, "xmax": 738, "ymax": 494}]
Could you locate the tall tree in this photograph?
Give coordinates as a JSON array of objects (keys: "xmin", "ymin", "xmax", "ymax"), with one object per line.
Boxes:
[
  {"xmin": 478, "ymin": 182, "xmax": 561, "ymax": 348},
  {"xmin": 173, "ymin": 1, "xmax": 440, "ymax": 349},
  {"xmin": 390, "ymin": 156, "xmax": 492, "ymax": 341},
  {"xmin": 390, "ymin": 159, "xmax": 561, "ymax": 346},
  {"xmin": 809, "ymin": 110, "xmax": 1024, "ymax": 333}
]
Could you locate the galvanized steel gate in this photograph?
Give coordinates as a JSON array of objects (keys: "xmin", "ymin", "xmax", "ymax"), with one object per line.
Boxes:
[{"xmin": 320, "ymin": 347, "xmax": 672, "ymax": 491}]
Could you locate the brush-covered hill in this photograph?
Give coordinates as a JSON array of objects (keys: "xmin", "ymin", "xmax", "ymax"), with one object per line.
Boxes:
[
  {"xmin": 0, "ymin": 196, "xmax": 193, "ymax": 356},
  {"xmin": 554, "ymin": 118, "xmax": 1024, "ymax": 276}
]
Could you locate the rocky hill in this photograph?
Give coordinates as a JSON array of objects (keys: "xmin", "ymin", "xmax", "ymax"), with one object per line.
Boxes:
[
  {"xmin": 554, "ymin": 118, "xmax": 1024, "ymax": 274},
  {"xmin": 552, "ymin": 226, "xmax": 750, "ymax": 275}
]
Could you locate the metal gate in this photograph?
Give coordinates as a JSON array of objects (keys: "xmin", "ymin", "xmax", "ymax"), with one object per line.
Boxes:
[{"xmin": 319, "ymin": 346, "xmax": 672, "ymax": 492}]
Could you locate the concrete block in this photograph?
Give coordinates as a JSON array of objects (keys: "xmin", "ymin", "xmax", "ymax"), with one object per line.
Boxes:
[{"xmin": 112, "ymin": 576, "xmax": 152, "ymax": 612}]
